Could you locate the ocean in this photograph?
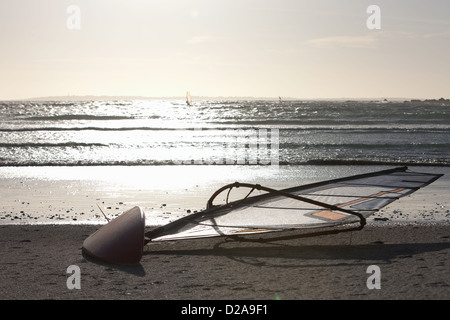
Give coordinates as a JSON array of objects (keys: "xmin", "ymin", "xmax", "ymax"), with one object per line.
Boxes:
[{"xmin": 1, "ymin": 99, "xmax": 449, "ymax": 167}]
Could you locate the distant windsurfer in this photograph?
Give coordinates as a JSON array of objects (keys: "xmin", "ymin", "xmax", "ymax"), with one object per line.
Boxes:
[{"xmin": 186, "ymin": 91, "xmax": 192, "ymax": 106}]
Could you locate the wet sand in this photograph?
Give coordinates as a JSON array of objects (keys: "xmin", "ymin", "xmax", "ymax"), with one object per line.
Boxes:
[{"xmin": 1, "ymin": 165, "xmax": 449, "ymax": 226}]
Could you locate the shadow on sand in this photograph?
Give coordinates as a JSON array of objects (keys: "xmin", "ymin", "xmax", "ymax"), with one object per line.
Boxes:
[{"xmin": 145, "ymin": 239, "xmax": 450, "ymax": 268}]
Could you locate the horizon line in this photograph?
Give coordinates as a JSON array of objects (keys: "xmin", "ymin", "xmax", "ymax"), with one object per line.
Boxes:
[{"xmin": 2, "ymin": 94, "xmax": 448, "ymax": 102}]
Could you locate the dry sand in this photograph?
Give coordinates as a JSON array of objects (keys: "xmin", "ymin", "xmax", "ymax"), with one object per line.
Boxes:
[{"xmin": 1, "ymin": 223, "xmax": 449, "ymax": 300}]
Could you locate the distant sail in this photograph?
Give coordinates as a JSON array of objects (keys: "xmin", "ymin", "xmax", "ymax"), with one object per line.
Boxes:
[{"xmin": 186, "ymin": 91, "xmax": 192, "ymax": 106}]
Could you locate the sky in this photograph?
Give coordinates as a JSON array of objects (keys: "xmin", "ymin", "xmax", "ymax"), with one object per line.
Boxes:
[{"xmin": 0, "ymin": 0, "xmax": 449, "ymax": 100}]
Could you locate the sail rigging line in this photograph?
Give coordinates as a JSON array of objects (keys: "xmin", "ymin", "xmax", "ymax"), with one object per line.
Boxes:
[
  {"xmin": 221, "ymin": 222, "xmax": 366, "ymax": 243},
  {"xmin": 97, "ymin": 204, "xmax": 110, "ymax": 222},
  {"xmin": 225, "ymin": 184, "xmax": 257, "ymax": 208}
]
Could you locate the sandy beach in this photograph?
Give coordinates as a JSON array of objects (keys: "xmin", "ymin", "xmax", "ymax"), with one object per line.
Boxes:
[
  {"xmin": 1, "ymin": 223, "xmax": 449, "ymax": 301},
  {"xmin": 1, "ymin": 165, "xmax": 449, "ymax": 302}
]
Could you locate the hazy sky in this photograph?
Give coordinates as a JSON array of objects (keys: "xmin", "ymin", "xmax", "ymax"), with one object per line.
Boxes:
[{"xmin": 1, "ymin": 0, "xmax": 449, "ymax": 100}]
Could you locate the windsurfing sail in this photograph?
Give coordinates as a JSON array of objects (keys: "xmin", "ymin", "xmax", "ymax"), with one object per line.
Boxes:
[
  {"xmin": 186, "ymin": 91, "xmax": 192, "ymax": 106},
  {"xmin": 82, "ymin": 166, "xmax": 442, "ymax": 264},
  {"xmin": 145, "ymin": 167, "xmax": 442, "ymax": 242}
]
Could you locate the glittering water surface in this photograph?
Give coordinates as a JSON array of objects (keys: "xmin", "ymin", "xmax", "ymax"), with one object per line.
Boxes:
[{"xmin": 1, "ymin": 99, "xmax": 449, "ymax": 166}]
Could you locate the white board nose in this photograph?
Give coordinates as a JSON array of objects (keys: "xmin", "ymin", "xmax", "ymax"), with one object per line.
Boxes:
[{"xmin": 82, "ymin": 206, "xmax": 146, "ymax": 265}]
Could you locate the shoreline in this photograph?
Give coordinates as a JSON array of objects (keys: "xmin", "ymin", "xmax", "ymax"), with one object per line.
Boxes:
[
  {"xmin": 1, "ymin": 222, "xmax": 449, "ymax": 300},
  {"xmin": 1, "ymin": 165, "xmax": 449, "ymax": 226}
]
